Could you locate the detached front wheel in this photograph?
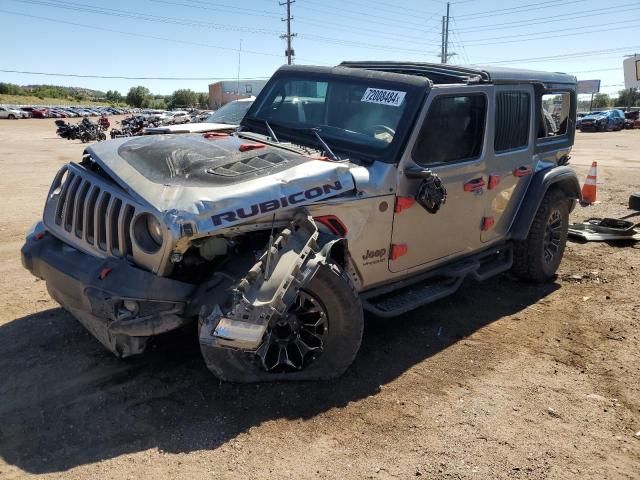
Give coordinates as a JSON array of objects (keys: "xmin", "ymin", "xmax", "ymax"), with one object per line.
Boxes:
[
  {"xmin": 199, "ymin": 262, "xmax": 364, "ymax": 382},
  {"xmin": 512, "ymin": 189, "xmax": 570, "ymax": 282}
]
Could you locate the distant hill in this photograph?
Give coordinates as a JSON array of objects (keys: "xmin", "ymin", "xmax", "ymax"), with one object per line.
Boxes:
[
  {"xmin": 0, "ymin": 82, "xmax": 107, "ymax": 102},
  {"xmin": 23, "ymin": 85, "xmax": 106, "ymax": 98}
]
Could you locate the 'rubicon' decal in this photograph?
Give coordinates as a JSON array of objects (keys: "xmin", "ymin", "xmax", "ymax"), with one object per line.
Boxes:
[{"xmin": 211, "ymin": 181, "xmax": 344, "ymax": 226}]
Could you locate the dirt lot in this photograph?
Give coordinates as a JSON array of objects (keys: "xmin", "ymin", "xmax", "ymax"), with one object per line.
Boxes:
[{"xmin": 0, "ymin": 118, "xmax": 638, "ymax": 479}]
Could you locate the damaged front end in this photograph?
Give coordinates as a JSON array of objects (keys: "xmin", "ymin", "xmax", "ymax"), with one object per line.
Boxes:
[{"xmin": 197, "ymin": 210, "xmax": 330, "ymax": 352}]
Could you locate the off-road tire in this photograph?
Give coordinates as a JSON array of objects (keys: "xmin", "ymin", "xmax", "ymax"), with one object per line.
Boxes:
[
  {"xmin": 199, "ymin": 261, "xmax": 364, "ymax": 383},
  {"xmin": 511, "ymin": 189, "xmax": 569, "ymax": 282},
  {"xmin": 629, "ymin": 193, "xmax": 640, "ymax": 211}
]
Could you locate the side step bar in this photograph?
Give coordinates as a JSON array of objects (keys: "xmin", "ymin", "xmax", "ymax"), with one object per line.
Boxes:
[{"xmin": 361, "ymin": 245, "xmax": 512, "ymax": 318}]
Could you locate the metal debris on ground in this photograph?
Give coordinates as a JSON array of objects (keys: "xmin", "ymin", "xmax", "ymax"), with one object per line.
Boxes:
[{"xmin": 568, "ymin": 217, "xmax": 640, "ymax": 242}]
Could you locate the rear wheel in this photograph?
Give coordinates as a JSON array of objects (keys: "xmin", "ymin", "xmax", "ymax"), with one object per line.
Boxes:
[
  {"xmin": 199, "ymin": 262, "xmax": 364, "ymax": 382},
  {"xmin": 512, "ymin": 189, "xmax": 570, "ymax": 282},
  {"xmin": 8, "ymin": 114, "xmax": 15, "ymax": 120}
]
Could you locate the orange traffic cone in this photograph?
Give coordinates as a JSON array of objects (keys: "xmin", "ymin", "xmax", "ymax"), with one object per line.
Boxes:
[{"xmin": 581, "ymin": 161, "xmax": 597, "ymax": 204}]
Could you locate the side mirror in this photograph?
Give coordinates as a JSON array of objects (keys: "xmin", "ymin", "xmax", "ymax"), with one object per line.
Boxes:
[
  {"xmin": 404, "ymin": 165, "xmax": 434, "ymax": 179},
  {"xmin": 403, "ymin": 166, "xmax": 448, "ymax": 214}
]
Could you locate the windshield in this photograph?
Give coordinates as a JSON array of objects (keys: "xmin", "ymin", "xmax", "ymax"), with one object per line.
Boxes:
[
  {"xmin": 247, "ymin": 76, "xmax": 413, "ymax": 151},
  {"xmin": 206, "ymin": 100, "xmax": 253, "ymax": 125}
]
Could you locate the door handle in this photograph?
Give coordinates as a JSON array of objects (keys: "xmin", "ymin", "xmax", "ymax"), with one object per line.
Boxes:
[
  {"xmin": 513, "ymin": 166, "xmax": 533, "ymax": 177},
  {"xmin": 463, "ymin": 177, "xmax": 485, "ymax": 192}
]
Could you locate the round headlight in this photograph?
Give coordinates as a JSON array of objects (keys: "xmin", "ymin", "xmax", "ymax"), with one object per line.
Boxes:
[
  {"xmin": 133, "ymin": 213, "xmax": 164, "ymax": 253},
  {"xmin": 146, "ymin": 215, "xmax": 163, "ymax": 246}
]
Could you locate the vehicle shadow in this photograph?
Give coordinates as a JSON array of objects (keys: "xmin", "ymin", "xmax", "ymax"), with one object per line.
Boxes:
[{"xmin": 0, "ymin": 275, "xmax": 559, "ymax": 474}]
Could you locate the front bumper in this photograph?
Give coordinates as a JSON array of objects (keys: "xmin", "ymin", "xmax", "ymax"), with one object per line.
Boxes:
[
  {"xmin": 21, "ymin": 226, "xmax": 196, "ymax": 357},
  {"xmin": 580, "ymin": 121, "xmax": 606, "ymax": 131}
]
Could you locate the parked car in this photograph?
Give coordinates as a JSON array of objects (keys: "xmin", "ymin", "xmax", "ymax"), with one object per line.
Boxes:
[
  {"xmin": 0, "ymin": 106, "xmax": 27, "ymax": 119},
  {"xmin": 624, "ymin": 110, "xmax": 639, "ymax": 129},
  {"xmin": 47, "ymin": 109, "xmax": 67, "ymax": 118},
  {"xmin": 22, "ymin": 62, "xmax": 580, "ymax": 382},
  {"xmin": 143, "ymin": 98, "xmax": 254, "ymax": 135},
  {"xmin": 60, "ymin": 108, "xmax": 79, "ymax": 117},
  {"xmin": 30, "ymin": 108, "xmax": 49, "ymax": 118},
  {"xmin": 579, "ymin": 109, "xmax": 625, "ymax": 132}
]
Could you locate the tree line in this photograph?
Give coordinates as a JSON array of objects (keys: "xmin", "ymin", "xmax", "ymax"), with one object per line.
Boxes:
[
  {"xmin": 0, "ymin": 82, "xmax": 105, "ymax": 102},
  {"xmin": 123, "ymin": 87, "xmax": 209, "ymax": 109},
  {"xmin": 0, "ymin": 82, "xmax": 209, "ymax": 109},
  {"xmin": 580, "ymin": 90, "xmax": 640, "ymax": 110}
]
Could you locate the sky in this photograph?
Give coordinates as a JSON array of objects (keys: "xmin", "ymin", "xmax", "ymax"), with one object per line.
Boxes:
[{"xmin": 1, "ymin": 0, "xmax": 638, "ymax": 96}]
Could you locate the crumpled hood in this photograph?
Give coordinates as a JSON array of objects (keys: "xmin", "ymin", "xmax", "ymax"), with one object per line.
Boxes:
[
  {"xmin": 86, "ymin": 134, "xmax": 356, "ymax": 231},
  {"xmin": 582, "ymin": 113, "xmax": 608, "ymax": 121}
]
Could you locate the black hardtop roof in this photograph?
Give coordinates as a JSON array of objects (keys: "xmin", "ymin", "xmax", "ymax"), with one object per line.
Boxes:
[
  {"xmin": 273, "ymin": 64, "xmax": 431, "ymax": 88},
  {"xmin": 338, "ymin": 61, "xmax": 577, "ymax": 86}
]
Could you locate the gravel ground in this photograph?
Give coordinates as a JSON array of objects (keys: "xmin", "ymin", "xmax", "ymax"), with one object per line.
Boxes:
[{"xmin": 0, "ymin": 118, "xmax": 638, "ymax": 479}]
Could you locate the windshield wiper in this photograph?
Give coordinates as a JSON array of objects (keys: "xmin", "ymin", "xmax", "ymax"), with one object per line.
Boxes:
[
  {"xmin": 264, "ymin": 120, "xmax": 279, "ymax": 143},
  {"xmin": 310, "ymin": 128, "xmax": 339, "ymax": 161}
]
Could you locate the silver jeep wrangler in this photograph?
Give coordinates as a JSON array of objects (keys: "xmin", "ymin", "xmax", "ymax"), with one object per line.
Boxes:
[{"xmin": 22, "ymin": 62, "xmax": 581, "ymax": 382}]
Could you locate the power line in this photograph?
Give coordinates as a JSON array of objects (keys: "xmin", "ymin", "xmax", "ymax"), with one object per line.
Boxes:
[
  {"xmin": 295, "ymin": 18, "xmax": 440, "ymax": 45},
  {"xmin": 9, "ymin": 0, "xmax": 439, "ymax": 55},
  {"xmin": 484, "ymin": 45, "xmax": 640, "ymax": 65},
  {"xmin": 456, "ymin": 18, "xmax": 640, "ymax": 47},
  {"xmin": 0, "ymin": 9, "xmax": 314, "ymax": 61},
  {"xmin": 294, "ymin": 2, "xmax": 440, "ymax": 31},
  {"xmin": 299, "ymin": 33, "xmax": 438, "ymax": 55},
  {"xmin": 455, "ymin": 0, "xmax": 583, "ymax": 20},
  {"xmin": 570, "ymin": 68, "xmax": 623, "ymax": 74},
  {"xmin": 450, "ymin": 17, "xmax": 470, "ymax": 65},
  {"xmin": 0, "ymin": 68, "xmax": 270, "ymax": 81},
  {"xmin": 301, "ymin": 0, "xmax": 441, "ymax": 20},
  {"xmin": 9, "ymin": 0, "xmax": 281, "ymax": 35},
  {"xmin": 454, "ymin": 3, "xmax": 640, "ymax": 33},
  {"xmin": 155, "ymin": 0, "xmax": 440, "ymax": 46},
  {"xmin": 159, "ymin": 0, "xmax": 443, "ymax": 45},
  {"xmin": 150, "ymin": 0, "xmax": 280, "ymax": 19}
]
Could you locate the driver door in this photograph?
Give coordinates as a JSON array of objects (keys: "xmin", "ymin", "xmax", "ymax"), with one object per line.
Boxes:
[{"xmin": 390, "ymin": 87, "xmax": 491, "ymax": 273}]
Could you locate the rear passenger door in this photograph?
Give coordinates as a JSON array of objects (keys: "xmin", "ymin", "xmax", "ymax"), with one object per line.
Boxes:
[{"xmin": 481, "ymin": 85, "xmax": 535, "ymax": 243}]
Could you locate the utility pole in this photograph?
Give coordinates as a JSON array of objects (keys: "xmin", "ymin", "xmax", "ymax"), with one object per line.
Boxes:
[
  {"xmin": 443, "ymin": 2, "xmax": 451, "ymax": 64},
  {"xmin": 441, "ymin": 15, "xmax": 446, "ymax": 63},
  {"xmin": 280, "ymin": 0, "xmax": 296, "ymax": 65},
  {"xmin": 237, "ymin": 39, "xmax": 242, "ymax": 96}
]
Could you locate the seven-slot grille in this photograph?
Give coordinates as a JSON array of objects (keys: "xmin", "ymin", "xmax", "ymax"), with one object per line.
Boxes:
[{"xmin": 46, "ymin": 164, "xmax": 136, "ymax": 258}]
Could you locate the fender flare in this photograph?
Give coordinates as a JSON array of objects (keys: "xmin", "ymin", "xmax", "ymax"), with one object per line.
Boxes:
[{"xmin": 509, "ymin": 166, "xmax": 581, "ymax": 241}]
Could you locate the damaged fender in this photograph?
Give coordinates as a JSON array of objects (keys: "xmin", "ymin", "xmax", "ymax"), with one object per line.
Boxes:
[{"xmin": 198, "ymin": 210, "xmax": 333, "ymax": 351}]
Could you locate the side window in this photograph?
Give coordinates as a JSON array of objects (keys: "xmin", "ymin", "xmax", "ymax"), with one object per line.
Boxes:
[
  {"xmin": 413, "ymin": 94, "xmax": 487, "ymax": 165},
  {"xmin": 538, "ymin": 92, "xmax": 570, "ymax": 138},
  {"xmin": 495, "ymin": 91, "xmax": 530, "ymax": 153}
]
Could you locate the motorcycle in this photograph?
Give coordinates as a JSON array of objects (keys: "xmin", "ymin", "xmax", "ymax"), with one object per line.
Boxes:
[
  {"xmin": 110, "ymin": 115, "xmax": 157, "ymax": 138},
  {"xmin": 55, "ymin": 119, "xmax": 80, "ymax": 140},
  {"xmin": 55, "ymin": 118, "xmax": 106, "ymax": 142}
]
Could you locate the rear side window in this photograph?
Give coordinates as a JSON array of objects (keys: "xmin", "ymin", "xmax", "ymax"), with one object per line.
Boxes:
[
  {"xmin": 495, "ymin": 91, "xmax": 530, "ymax": 152},
  {"xmin": 538, "ymin": 92, "xmax": 571, "ymax": 138},
  {"xmin": 413, "ymin": 94, "xmax": 487, "ymax": 165}
]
